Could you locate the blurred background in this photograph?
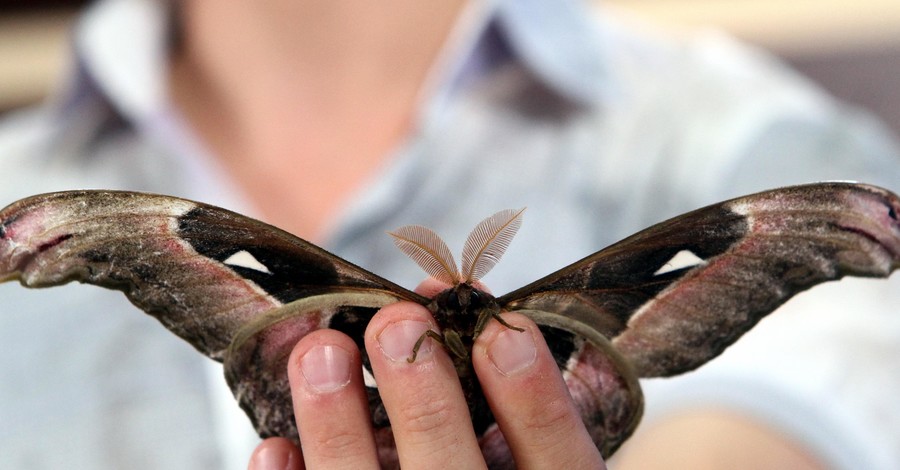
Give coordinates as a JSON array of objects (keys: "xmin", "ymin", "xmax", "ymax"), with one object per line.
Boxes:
[{"xmin": 1, "ymin": 0, "xmax": 899, "ymax": 134}]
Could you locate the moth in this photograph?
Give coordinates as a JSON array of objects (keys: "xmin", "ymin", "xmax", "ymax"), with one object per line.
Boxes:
[{"xmin": 1, "ymin": 182, "xmax": 898, "ymax": 468}]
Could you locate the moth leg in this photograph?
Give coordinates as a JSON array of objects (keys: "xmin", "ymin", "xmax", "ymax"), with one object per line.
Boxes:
[
  {"xmin": 407, "ymin": 330, "xmax": 445, "ymax": 363},
  {"xmin": 443, "ymin": 329, "xmax": 468, "ymax": 360},
  {"xmin": 491, "ymin": 312, "xmax": 525, "ymax": 333},
  {"xmin": 474, "ymin": 306, "xmax": 524, "ymax": 339}
]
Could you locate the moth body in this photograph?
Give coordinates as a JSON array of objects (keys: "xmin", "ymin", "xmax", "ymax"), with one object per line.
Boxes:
[
  {"xmin": 390, "ymin": 207, "xmax": 526, "ymax": 363},
  {"xmin": 427, "ymin": 283, "xmax": 500, "ymax": 349},
  {"xmin": 424, "ymin": 282, "xmax": 504, "ymax": 434}
]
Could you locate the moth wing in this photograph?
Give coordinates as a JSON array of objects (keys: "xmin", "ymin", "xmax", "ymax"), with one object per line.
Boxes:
[
  {"xmin": 0, "ymin": 190, "xmax": 425, "ymax": 359},
  {"xmin": 500, "ymin": 182, "xmax": 900, "ymax": 377},
  {"xmin": 0, "ymin": 190, "xmax": 427, "ymax": 441}
]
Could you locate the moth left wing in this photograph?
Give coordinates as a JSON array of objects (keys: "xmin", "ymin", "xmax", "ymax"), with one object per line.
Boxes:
[
  {"xmin": 0, "ymin": 190, "xmax": 426, "ymax": 440},
  {"xmin": 0, "ymin": 190, "xmax": 424, "ymax": 358},
  {"xmin": 499, "ymin": 182, "xmax": 900, "ymax": 378}
]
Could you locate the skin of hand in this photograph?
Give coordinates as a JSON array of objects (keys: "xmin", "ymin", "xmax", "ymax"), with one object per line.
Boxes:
[{"xmin": 247, "ymin": 279, "xmax": 606, "ymax": 470}]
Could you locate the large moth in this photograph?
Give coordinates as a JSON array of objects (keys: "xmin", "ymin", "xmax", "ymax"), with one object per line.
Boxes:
[{"xmin": 1, "ymin": 182, "xmax": 898, "ymax": 468}]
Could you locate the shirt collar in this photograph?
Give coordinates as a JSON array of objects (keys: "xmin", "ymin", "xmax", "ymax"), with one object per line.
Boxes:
[
  {"xmin": 62, "ymin": 0, "xmax": 613, "ymax": 126},
  {"xmin": 69, "ymin": 0, "xmax": 169, "ymax": 123},
  {"xmin": 494, "ymin": 0, "xmax": 614, "ymax": 106}
]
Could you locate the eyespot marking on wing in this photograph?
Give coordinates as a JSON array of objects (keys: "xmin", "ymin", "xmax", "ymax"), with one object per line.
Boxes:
[
  {"xmin": 223, "ymin": 250, "xmax": 272, "ymax": 274},
  {"xmin": 653, "ymin": 249, "xmax": 706, "ymax": 276}
]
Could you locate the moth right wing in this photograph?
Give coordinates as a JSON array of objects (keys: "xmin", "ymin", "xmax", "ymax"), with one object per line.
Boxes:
[{"xmin": 499, "ymin": 182, "xmax": 900, "ymax": 378}]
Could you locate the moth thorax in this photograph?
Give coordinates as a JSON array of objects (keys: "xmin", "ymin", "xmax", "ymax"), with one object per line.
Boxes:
[{"xmin": 430, "ymin": 283, "xmax": 497, "ymax": 319}]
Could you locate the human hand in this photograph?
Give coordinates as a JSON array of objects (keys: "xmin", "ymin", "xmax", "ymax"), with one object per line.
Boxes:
[{"xmin": 247, "ymin": 279, "xmax": 606, "ymax": 469}]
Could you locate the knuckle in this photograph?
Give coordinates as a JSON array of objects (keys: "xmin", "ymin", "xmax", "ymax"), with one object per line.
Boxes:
[{"xmin": 399, "ymin": 395, "xmax": 456, "ymax": 436}]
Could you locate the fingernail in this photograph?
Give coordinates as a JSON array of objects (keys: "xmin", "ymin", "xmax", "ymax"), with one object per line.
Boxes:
[
  {"xmin": 378, "ymin": 320, "xmax": 433, "ymax": 362},
  {"xmin": 249, "ymin": 443, "xmax": 297, "ymax": 470},
  {"xmin": 488, "ymin": 327, "xmax": 536, "ymax": 376},
  {"xmin": 300, "ymin": 345, "xmax": 351, "ymax": 393}
]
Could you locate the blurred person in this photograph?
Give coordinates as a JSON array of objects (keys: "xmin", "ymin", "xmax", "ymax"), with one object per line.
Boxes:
[{"xmin": 1, "ymin": 0, "xmax": 899, "ymax": 468}]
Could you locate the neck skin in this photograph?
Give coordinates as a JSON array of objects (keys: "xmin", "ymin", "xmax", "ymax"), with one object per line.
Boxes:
[{"xmin": 170, "ymin": 0, "xmax": 467, "ymax": 240}]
